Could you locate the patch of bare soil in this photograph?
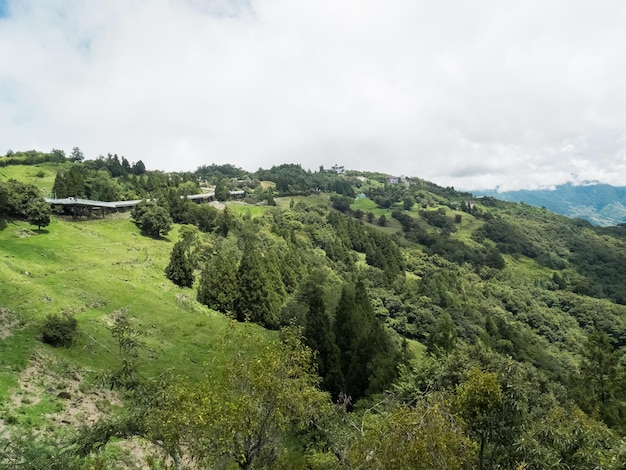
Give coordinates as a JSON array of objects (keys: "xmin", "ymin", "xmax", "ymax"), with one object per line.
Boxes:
[
  {"xmin": 2, "ymin": 352, "xmax": 162, "ymax": 468},
  {"xmin": 0, "ymin": 307, "xmax": 21, "ymax": 340},
  {"xmin": 209, "ymin": 201, "xmax": 225, "ymax": 210}
]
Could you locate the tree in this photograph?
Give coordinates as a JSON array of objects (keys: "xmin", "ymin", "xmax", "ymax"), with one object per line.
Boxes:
[
  {"xmin": 145, "ymin": 324, "xmax": 331, "ymax": 469},
  {"xmin": 177, "ymin": 225, "xmax": 201, "ymax": 267},
  {"xmin": 234, "ymin": 236, "xmax": 286, "ymax": 328},
  {"xmin": 132, "ymin": 160, "xmax": 146, "ymax": 175},
  {"xmin": 188, "ymin": 203, "xmax": 219, "ymax": 233},
  {"xmin": 331, "ymin": 195, "xmax": 352, "ymax": 213},
  {"xmin": 577, "ymin": 329, "xmax": 625, "ymax": 430},
  {"xmin": 455, "ymin": 367, "xmax": 503, "ymax": 470},
  {"xmin": 0, "ymin": 182, "xmax": 8, "ymax": 215},
  {"xmin": 69, "ymin": 146, "xmax": 84, "ymax": 163},
  {"xmin": 427, "ymin": 312, "xmax": 457, "ymax": 355},
  {"xmin": 377, "ymin": 214, "xmax": 387, "ymax": 227},
  {"xmin": 4, "ymin": 179, "xmax": 41, "ymax": 216},
  {"xmin": 51, "ymin": 172, "xmax": 68, "ymax": 198},
  {"xmin": 165, "ymin": 241, "xmax": 194, "ymax": 288},
  {"xmin": 104, "ymin": 309, "xmax": 147, "ymax": 391},
  {"xmin": 215, "ymin": 179, "xmax": 230, "ymax": 201},
  {"xmin": 26, "ymin": 198, "xmax": 51, "ymax": 231},
  {"xmin": 88, "ymin": 171, "xmax": 122, "ymax": 201},
  {"xmin": 516, "ymin": 405, "xmax": 619, "ymax": 469},
  {"xmin": 303, "ymin": 282, "xmax": 343, "ymax": 397},
  {"xmin": 197, "ymin": 251, "xmax": 237, "ymax": 313},
  {"xmin": 65, "ymin": 166, "xmax": 87, "ymax": 198},
  {"xmin": 334, "ymin": 280, "xmax": 399, "ymax": 401},
  {"xmin": 131, "ymin": 201, "xmax": 172, "ymax": 237},
  {"xmin": 215, "ymin": 206, "xmax": 238, "ymax": 236},
  {"xmin": 50, "ymin": 148, "xmax": 66, "ymax": 163}
]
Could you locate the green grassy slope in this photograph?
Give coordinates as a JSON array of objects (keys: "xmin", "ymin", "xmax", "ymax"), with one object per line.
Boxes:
[
  {"xmin": 0, "ymin": 215, "xmax": 270, "ymax": 387},
  {"xmin": 0, "ymin": 162, "xmax": 71, "ymax": 195}
]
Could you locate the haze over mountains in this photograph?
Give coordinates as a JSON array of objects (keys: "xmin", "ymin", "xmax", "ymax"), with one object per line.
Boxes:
[{"xmin": 473, "ymin": 183, "xmax": 626, "ymax": 227}]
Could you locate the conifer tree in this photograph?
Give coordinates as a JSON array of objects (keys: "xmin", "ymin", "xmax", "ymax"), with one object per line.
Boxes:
[
  {"xmin": 334, "ymin": 279, "xmax": 399, "ymax": 401},
  {"xmin": 214, "ymin": 179, "xmax": 230, "ymax": 201},
  {"xmin": 577, "ymin": 329, "xmax": 625, "ymax": 431},
  {"xmin": 234, "ymin": 236, "xmax": 286, "ymax": 328},
  {"xmin": 197, "ymin": 251, "xmax": 237, "ymax": 314},
  {"xmin": 303, "ymin": 282, "xmax": 343, "ymax": 397},
  {"xmin": 165, "ymin": 241, "xmax": 194, "ymax": 288},
  {"xmin": 278, "ymin": 245, "xmax": 305, "ymax": 294},
  {"xmin": 52, "ymin": 172, "xmax": 67, "ymax": 198}
]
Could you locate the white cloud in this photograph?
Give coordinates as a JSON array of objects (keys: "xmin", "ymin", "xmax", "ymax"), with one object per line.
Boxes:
[{"xmin": 2, "ymin": 0, "xmax": 626, "ymax": 190}]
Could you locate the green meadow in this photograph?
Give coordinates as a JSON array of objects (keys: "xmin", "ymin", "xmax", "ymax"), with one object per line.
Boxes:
[
  {"xmin": 0, "ymin": 162, "xmax": 71, "ymax": 195},
  {"xmin": 0, "ymin": 214, "xmax": 271, "ymax": 391}
]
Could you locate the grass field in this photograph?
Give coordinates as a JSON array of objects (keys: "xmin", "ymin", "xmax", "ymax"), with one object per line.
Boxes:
[
  {"xmin": 0, "ymin": 214, "xmax": 272, "ymax": 409},
  {"xmin": 226, "ymin": 201, "xmax": 270, "ymax": 218},
  {"xmin": 0, "ymin": 162, "xmax": 70, "ymax": 195}
]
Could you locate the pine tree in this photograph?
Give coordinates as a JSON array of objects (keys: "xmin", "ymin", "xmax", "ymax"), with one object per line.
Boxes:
[
  {"xmin": 334, "ymin": 279, "xmax": 399, "ymax": 401},
  {"xmin": 577, "ymin": 329, "xmax": 625, "ymax": 430},
  {"xmin": 303, "ymin": 282, "xmax": 343, "ymax": 397},
  {"xmin": 52, "ymin": 172, "xmax": 67, "ymax": 198},
  {"xmin": 197, "ymin": 251, "xmax": 237, "ymax": 313},
  {"xmin": 215, "ymin": 179, "xmax": 230, "ymax": 201},
  {"xmin": 234, "ymin": 236, "xmax": 286, "ymax": 328},
  {"xmin": 278, "ymin": 245, "xmax": 305, "ymax": 294},
  {"xmin": 165, "ymin": 241, "xmax": 194, "ymax": 288}
]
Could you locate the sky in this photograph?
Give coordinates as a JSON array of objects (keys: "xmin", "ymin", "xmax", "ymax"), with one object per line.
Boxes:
[{"xmin": 2, "ymin": 0, "xmax": 626, "ymax": 191}]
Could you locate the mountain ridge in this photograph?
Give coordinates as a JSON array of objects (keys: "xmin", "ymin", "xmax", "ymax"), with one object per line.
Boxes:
[{"xmin": 473, "ymin": 182, "xmax": 626, "ymax": 226}]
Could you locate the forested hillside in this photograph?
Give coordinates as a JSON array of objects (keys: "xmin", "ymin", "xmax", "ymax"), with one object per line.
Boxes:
[
  {"xmin": 1, "ymin": 155, "xmax": 626, "ymax": 469},
  {"xmin": 475, "ymin": 183, "xmax": 626, "ymax": 227}
]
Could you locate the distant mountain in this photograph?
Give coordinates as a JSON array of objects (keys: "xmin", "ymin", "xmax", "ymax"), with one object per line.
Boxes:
[{"xmin": 474, "ymin": 183, "xmax": 626, "ymax": 226}]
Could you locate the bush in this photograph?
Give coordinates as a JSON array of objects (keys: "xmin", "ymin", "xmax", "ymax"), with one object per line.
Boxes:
[
  {"xmin": 131, "ymin": 201, "xmax": 172, "ymax": 237},
  {"xmin": 41, "ymin": 312, "xmax": 78, "ymax": 347}
]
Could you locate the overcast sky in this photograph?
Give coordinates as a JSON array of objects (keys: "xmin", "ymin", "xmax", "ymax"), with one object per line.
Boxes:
[{"xmin": 2, "ymin": 0, "xmax": 626, "ymax": 190}]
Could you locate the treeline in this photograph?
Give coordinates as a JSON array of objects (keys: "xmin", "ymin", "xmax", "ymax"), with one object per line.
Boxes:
[
  {"xmin": 0, "ymin": 149, "xmax": 67, "ymax": 166},
  {"xmin": 52, "ymin": 162, "xmax": 198, "ymax": 204},
  {"xmin": 256, "ymin": 163, "xmax": 358, "ymax": 196}
]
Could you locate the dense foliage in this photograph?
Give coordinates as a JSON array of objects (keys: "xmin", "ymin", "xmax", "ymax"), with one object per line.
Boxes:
[
  {"xmin": 3, "ymin": 156, "xmax": 626, "ymax": 468},
  {"xmin": 0, "ymin": 178, "xmax": 51, "ymax": 229}
]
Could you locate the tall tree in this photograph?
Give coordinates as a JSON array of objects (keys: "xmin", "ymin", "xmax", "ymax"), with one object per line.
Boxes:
[
  {"xmin": 234, "ymin": 236, "xmax": 286, "ymax": 328},
  {"xmin": 132, "ymin": 160, "xmax": 146, "ymax": 175},
  {"xmin": 215, "ymin": 179, "xmax": 230, "ymax": 202},
  {"xmin": 334, "ymin": 279, "xmax": 399, "ymax": 401},
  {"xmin": 303, "ymin": 282, "xmax": 343, "ymax": 397},
  {"xmin": 69, "ymin": 146, "xmax": 84, "ymax": 163},
  {"xmin": 577, "ymin": 329, "xmax": 625, "ymax": 430},
  {"xmin": 165, "ymin": 241, "xmax": 194, "ymax": 288},
  {"xmin": 51, "ymin": 172, "xmax": 68, "ymax": 198},
  {"xmin": 65, "ymin": 166, "xmax": 87, "ymax": 198},
  {"xmin": 455, "ymin": 367, "xmax": 503, "ymax": 470},
  {"xmin": 197, "ymin": 251, "xmax": 237, "ymax": 313}
]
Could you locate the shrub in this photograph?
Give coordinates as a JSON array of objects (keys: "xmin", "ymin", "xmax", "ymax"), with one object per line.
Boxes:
[{"xmin": 41, "ymin": 312, "xmax": 78, "ymax": 347}]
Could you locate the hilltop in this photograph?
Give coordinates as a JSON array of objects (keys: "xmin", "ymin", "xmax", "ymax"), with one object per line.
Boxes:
[{"xmin": 1, "ymin": 154, "xmax": 626, "ymax": 468}]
